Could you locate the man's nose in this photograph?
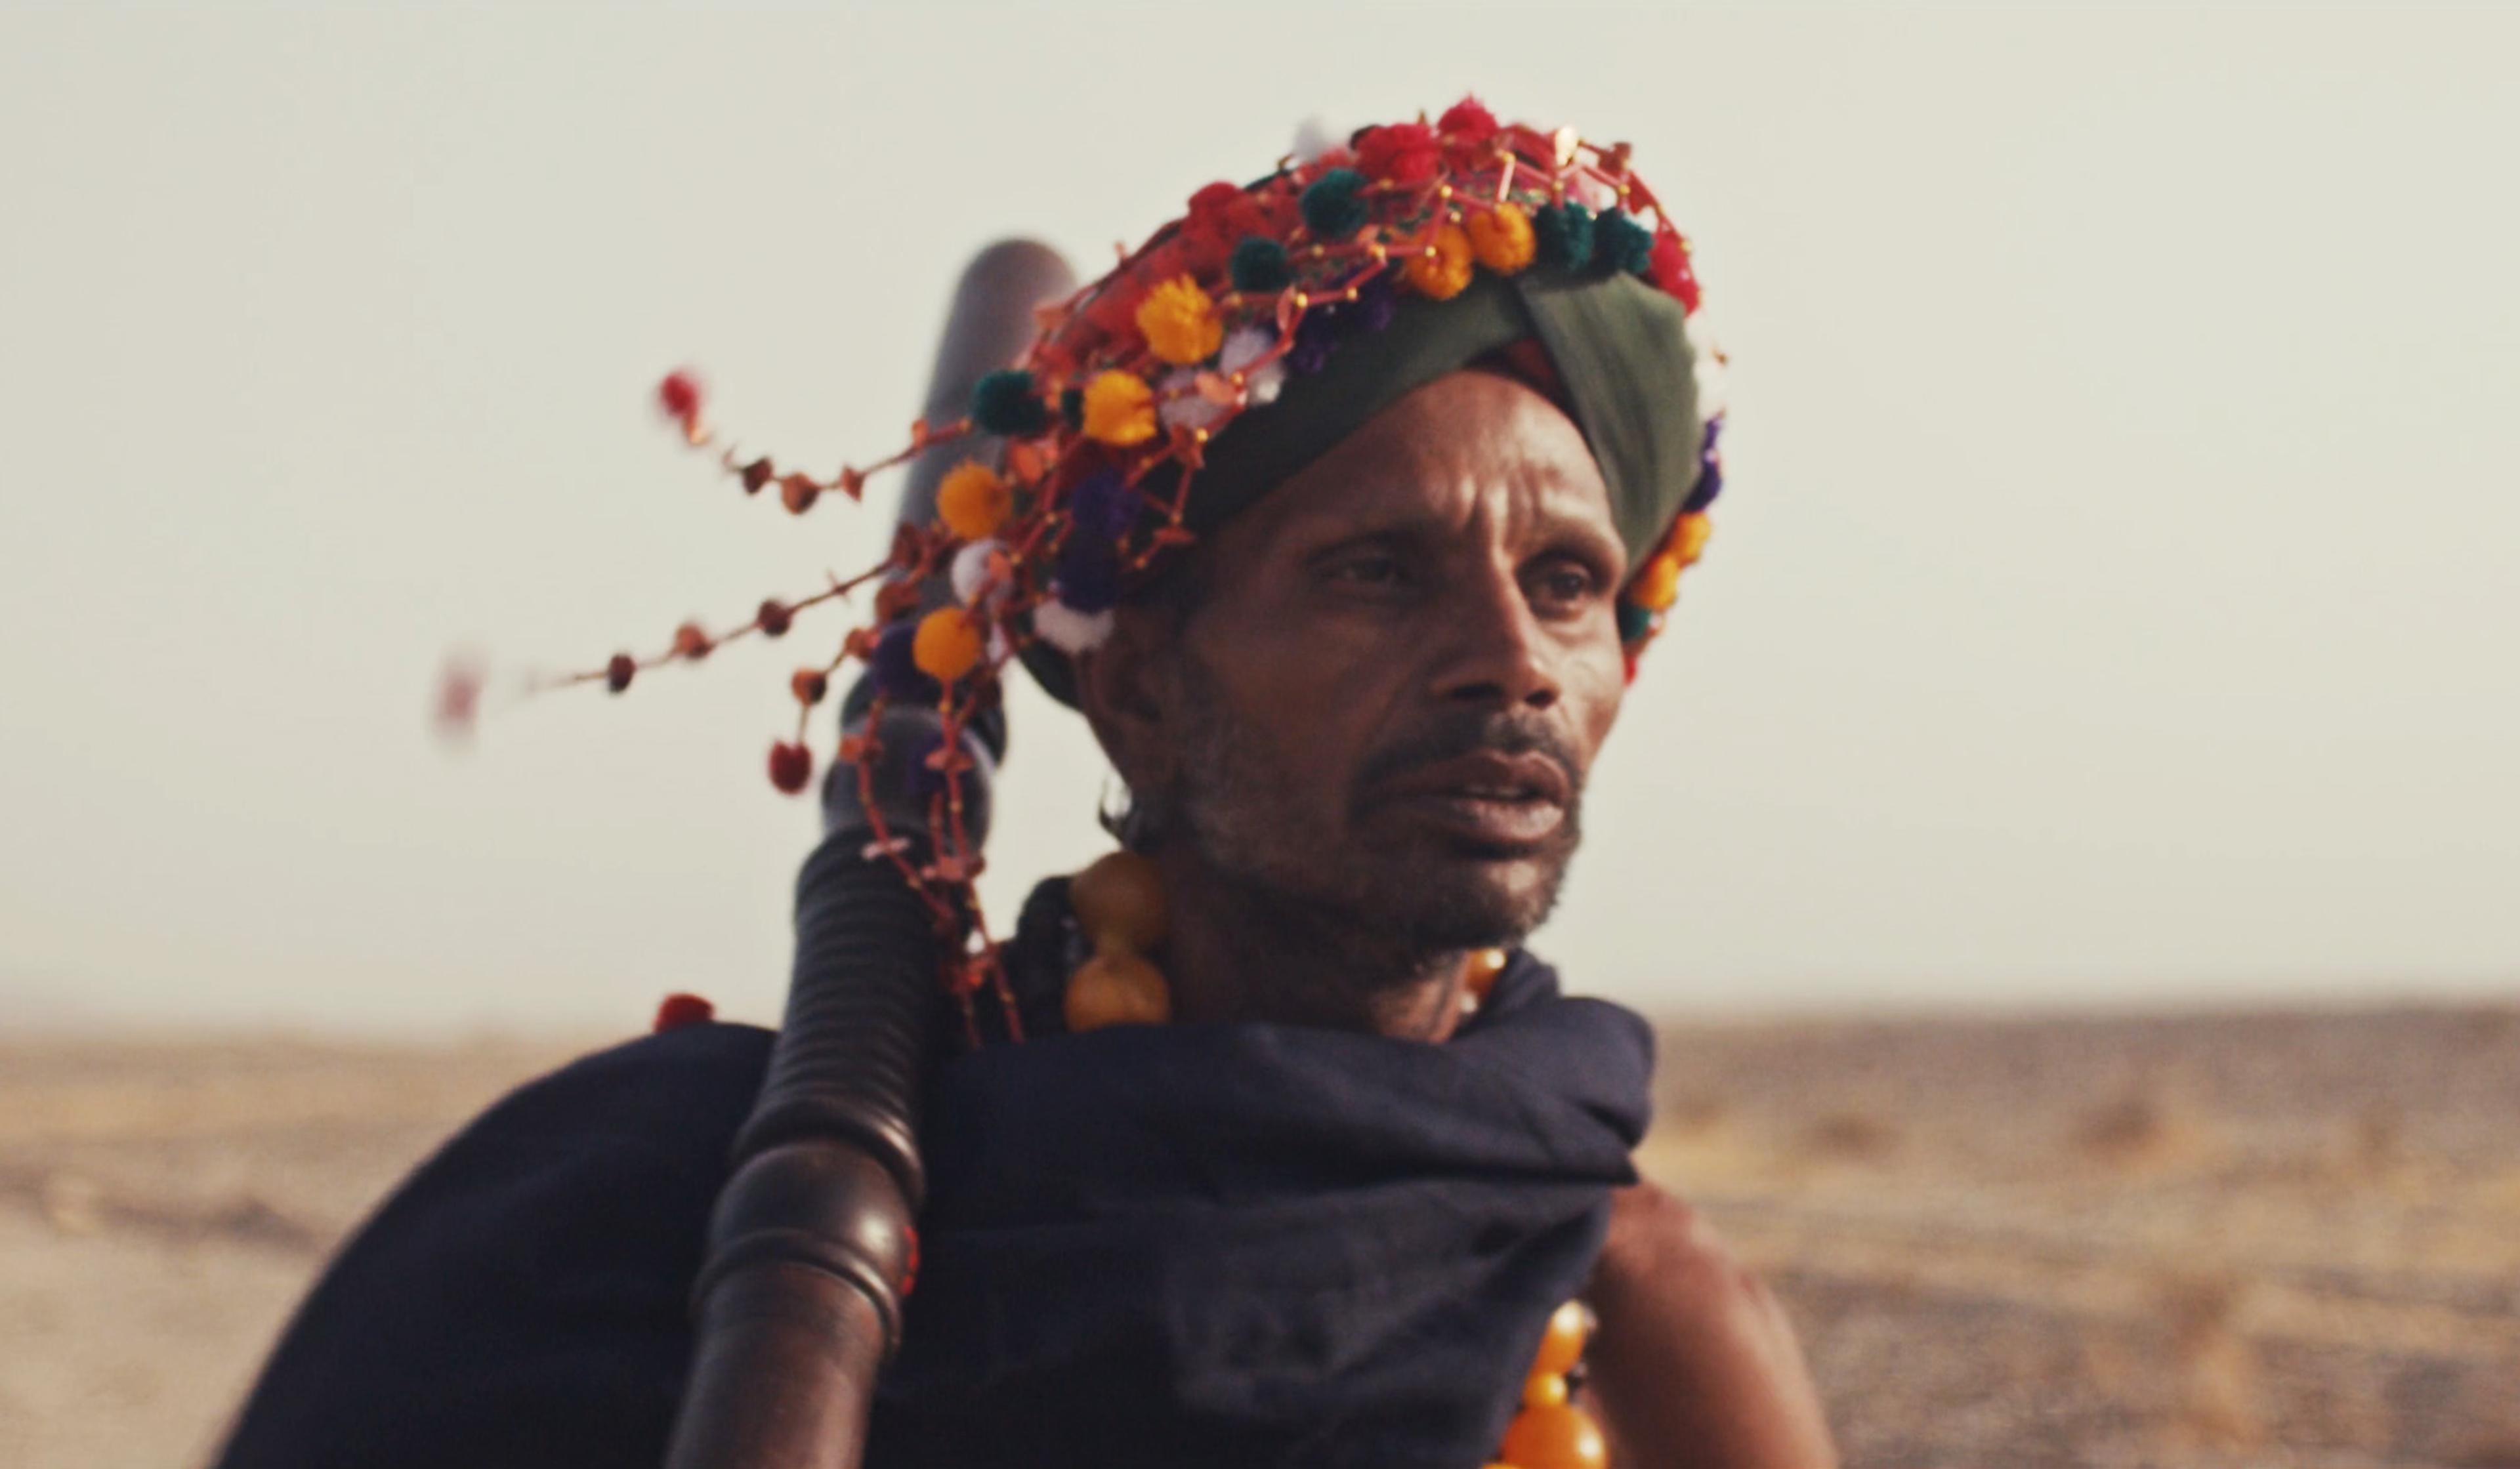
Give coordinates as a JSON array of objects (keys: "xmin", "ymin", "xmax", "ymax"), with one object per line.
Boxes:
[{"xmin": 1427, "ymin": 560, "xmax": 1560, "ymax": 712}]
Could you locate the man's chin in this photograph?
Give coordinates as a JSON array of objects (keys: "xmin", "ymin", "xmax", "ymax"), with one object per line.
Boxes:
[{"xmin": 1354, "ymin": 846, "xmax": 1570, "ymax": 953}]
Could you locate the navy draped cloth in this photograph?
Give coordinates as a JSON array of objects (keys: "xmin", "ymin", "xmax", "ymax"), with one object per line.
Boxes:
[{"xmin": 213, "ymin": 935, "xmax": 1652, "ymax": 1469}]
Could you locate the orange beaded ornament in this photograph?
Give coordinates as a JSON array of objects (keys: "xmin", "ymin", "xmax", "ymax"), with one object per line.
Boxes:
[
  {"xmin": 1063, "ymin": 851, "xmax": 1173, "ymax": 1033},
  {"xmin": 1492, "ymin": 1299, "xmax": 1606, "ymax": 1469}
]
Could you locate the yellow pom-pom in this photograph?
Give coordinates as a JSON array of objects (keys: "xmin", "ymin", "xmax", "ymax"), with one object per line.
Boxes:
[
  {"xmin": 1466, "ymin": 202, "xmax": 1536, "ymax": 274},
  {"xmin": 1064, "ymin": 949, "xmax": 1173, "ymax": 1032},
  {"xmin": 935, "ymin": 460, "xmax": 1012, "ymax": 540},
  {"xmin": 1135, "ymin": 274, "xmax": 1225, "ymax": 366},
  {"xmin": 1675, "ymin": 511, "xmax": 1713, "ymax": 567},
  {"xmin": 1403, "ymin": 222, "xmax": 1476, "ymax": 301},
  {"xmin": 912, "ymin": 606, "xmax": 985, "ymax": 682},
  {"xmin": 1082, "ymin": 370, "xmax": 1158, "ymax": 446},
  {"xmin": 1631, "ymin": 551, "xmax": 1683, "ymax": 613},
  {"xmin": 1499, "ymin": 1403, "xmax": 1607, "ymax": 1469}
]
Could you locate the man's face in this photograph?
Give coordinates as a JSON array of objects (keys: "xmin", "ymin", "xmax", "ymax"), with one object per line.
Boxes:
[{"xmin": 1095, "ymin": 368, "xmax": 1631, "ymax": 955}]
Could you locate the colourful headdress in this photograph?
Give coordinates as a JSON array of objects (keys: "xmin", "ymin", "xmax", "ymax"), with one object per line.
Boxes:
[{"xmin": 529, "ymin": 98, "xmax": 1726, "ymax": 1025}]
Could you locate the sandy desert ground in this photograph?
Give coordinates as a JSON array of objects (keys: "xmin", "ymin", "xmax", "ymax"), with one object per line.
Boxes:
[{"xmin": 1, "ymin": 1004, "xmax": 2513, "ymax": 1468}]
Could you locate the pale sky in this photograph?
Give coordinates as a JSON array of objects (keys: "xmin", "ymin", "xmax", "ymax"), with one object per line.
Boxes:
[{"xmin": 3, "ymin": 6, "xmax": 2515, "ymax": 1035}]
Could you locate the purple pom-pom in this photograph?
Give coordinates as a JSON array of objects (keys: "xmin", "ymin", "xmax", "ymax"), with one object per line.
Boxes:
[
  {"xmin": 1288, "ymin": 310, "xmax": 1339, "ymax": 375},
  {"xmin": 1069, "ymin": 468, "xmax": 1135, "ymax": 540},
  {"xmin": 1353, "ymin": 273, "xmax": 1397, "ymax": 333},
  {"xmin": 871, "ymin": 619, "xmax": 941, "ymax": 702},
  {"xmin": 1683, "ymin": 459, "xmax": 1723, "ymax": 514},
  {"xmin": 1683, "ymin": 419, "xmax": 1725, "ymax": 512},
  {"xmin": 1054, "ymin": 535, "xmax": 1122, "ymax": 613}
]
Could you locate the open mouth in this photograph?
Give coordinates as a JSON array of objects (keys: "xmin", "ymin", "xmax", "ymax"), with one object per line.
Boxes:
[{"xmin": 1367, "ymin": 751, "xmax": 1573, "ymax": 853}]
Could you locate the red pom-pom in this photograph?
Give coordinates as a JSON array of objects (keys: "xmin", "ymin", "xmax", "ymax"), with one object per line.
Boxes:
[
  {"xmin": 1649, "ymin": 232, "xmax": 1702, "ymax": 312},
  {"xmin": 604, "ymin": 653, "xmax": 636, "ymax": 693},
  {"xmin": 657, "ymin": 369, "xmax": 703, "ymax": 423},
  {"xmin": 653, "ymin": 992, "xmax": 715, "ymax": 1032},
  {"xmin": 1182, "ymin": 180, "xmax": 1271, "ymax": 266},
  {"xmin": 1356, "ymin": 123, "xmax": 1440, "ymax": 185},
  {"xmin": 757, "ymin": 598, "xmax": 793, "ymax": 637},
  {"xmin": 767, "ymin": 740, "xmax": 814, "ymax": 794},
  {"xmin": 1438, "ymin": 95, "xmax": 1500, "ymax": 144}
]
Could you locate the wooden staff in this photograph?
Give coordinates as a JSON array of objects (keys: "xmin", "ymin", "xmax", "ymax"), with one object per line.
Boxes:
[{"xmin": 662, "ymin": 240, "xmax": 1077, "ymax": 1469}]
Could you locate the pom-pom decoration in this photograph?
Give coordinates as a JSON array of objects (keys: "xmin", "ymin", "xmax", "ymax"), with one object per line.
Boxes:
[
  {"xmin": 1402, "ymin": 222, "xmax": 1476, "ymax": 301},
  {"xmin": 1135, "ymin": 275, "xmax": 1225, "ymax": 367},
  {"xmin": 971, "ymin": 368, "xmax": 1051, "ymax": 436},
  {"xmin": 936, "ymin": 460, "xmax": 1014, "ymax": 539},
  {"xmin": 1465, "ymin": 202, "xmax": 1536, "ymax": 275},
  {"xmin": 1081, "ymin": 370, "xmax": 1158, "ymax": 446},
  {"xmin": 1230, "ymin": 236, "xmax": 1293, "ymax": 293},
  {"xmin": 509, "ymin": 96, "xmax": 1722, "ymax": 1044}
]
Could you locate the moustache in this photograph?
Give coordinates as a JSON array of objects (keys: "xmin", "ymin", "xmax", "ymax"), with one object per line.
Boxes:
[{"xmin": 1350, "ymin": 712, "xmax": 1585, "ymax": 811}]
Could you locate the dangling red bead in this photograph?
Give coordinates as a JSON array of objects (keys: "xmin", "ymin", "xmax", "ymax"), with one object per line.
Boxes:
[{"xmin": 766, "ymin": 740, "xmax": 814, "ymax": 795}]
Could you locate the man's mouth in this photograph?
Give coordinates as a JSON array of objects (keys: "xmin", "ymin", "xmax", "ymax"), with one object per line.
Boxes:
[{"xmin": 1366, "ymin": 751, "xmax": 1573, "ymax": 852}]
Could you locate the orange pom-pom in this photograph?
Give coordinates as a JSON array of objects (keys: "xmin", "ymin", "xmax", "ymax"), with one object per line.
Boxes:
[
  {"xmin": 1498, "ymin": 1403, "xmax": 1608, "ymax": 1469},
  {"xmin": 1630, "ymin": 552, "xmax": 1683, "ymax": 613},
  {"xmin": 1675, "ymin": 511, "xmax": 1713, "ymax": 567},
  {"xmin": 1135, "ymin": 274, "xmax": 1225, "ymax": 366},
  {"xmin": 1403, "ymin": 223, "xmax": 1476, "ymax": 301},
  {"xmin": 936, "ymin": 460, "xmax": 1013, "ymax": 539},
  {"xmin": 1466, "ymin": 203, "xmax": 1536, "ymax": 274},
  {"xmin": 912, "ymin": 606, "xmax": 985, "ymax": 683},
  {"xmin": 1070, "ymin": 851, "xmax": 1168, "ymax": 954},
  {"xmin": 1082, "ymin": 371, "xmax": 1158, "ymax": 446},
  {"xmin": 1064, "ymin": 950, "xmax": 1172, "ymax": 1032}
]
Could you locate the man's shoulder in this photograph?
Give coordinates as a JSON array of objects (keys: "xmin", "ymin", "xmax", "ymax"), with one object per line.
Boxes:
[{"xmin": 212, "ymin": 1020, "xmax": 774, "ymax": 1469}]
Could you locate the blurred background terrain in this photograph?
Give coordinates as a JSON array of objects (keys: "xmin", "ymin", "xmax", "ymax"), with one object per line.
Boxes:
[{"xmin": 5, "ymin": 1006, "xmax": 2515, "ymax": 1469}]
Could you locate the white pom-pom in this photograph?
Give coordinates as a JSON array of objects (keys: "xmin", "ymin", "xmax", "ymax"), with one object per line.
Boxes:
[
  {"xmin": 1157, "ymin": 368, "xmax": 1227, "ymax": 432},
  {"xmin": 1220, "ymin": 326, "xmax": 1285, "ymax": 407},
  {"xmin": 1686, "ymin": 312, "xmax": 1728, "ymax": 423},
  {"xmin": 1032, "ymin": 598, "xmax": 1115, "ymax": 655},
  {"xmin": 951, "ymin": 537, "xmax": 1003, "ymax": 605}
]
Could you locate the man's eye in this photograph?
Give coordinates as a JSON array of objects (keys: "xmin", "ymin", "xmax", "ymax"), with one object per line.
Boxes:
[
  {"xmin": 1529, "ymin": 562, "xmax": 1601, "ymax": 608},
  {"xmin": 1328, "ymin": 552, "xmax": 1406, "ymax": 586}
]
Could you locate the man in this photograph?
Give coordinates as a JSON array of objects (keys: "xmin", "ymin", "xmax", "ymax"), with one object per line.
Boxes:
[{"xmin": 215, "ymin": 103, "xmax": 1836, "ymax": 1468}]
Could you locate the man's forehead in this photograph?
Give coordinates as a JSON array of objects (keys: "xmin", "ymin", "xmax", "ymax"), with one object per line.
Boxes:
[{"xmin": 1222, "ymin": 369, "xmax": 1616, "ymax": 552}]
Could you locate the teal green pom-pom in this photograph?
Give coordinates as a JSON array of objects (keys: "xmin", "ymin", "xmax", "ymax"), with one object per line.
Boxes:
[
  {"xmin": 1300, "ymin": 168, "xmax": 1370, "ymax": 239},
  {"xmin": 1534, "ymin": 204, "xmax": 1595, "ymax": 271},
  {"xmin": 1597, "ymin": 210, "xmax": 1655, "ymax": 275},
  {"xmin": 1230, "ymin": 236, "xmax": 1293, "ymax": 292},
  {"xmin": 1059, "ymin": 386, "xmax": 1085, "ymax": 432},
  {"xmin": 1616, "ymin": 600, "xmax": 1657, "ymax": 642},
  {"xmin": 972, "ymin": 369, "xmax": 1051, "ymax": 436}
]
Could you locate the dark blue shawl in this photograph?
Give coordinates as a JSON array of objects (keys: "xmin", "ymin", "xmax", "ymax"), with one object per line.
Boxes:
[{"xmin": 214, "ymin": 949, "xmax": 1650, "ymax": 1469}]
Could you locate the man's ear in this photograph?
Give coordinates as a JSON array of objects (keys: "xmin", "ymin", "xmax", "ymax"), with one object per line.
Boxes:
[{"xmin": 1072, "ymin": 604, "xmax": 1179, "ymax": 802}]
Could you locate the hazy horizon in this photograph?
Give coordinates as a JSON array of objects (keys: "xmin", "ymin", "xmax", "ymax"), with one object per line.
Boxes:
[{"xmin": 4, "ymin": 7, "xmax": 2515, "ymax": 1037}]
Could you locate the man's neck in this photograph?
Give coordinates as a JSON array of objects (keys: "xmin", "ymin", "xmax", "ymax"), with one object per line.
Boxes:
[{"xmin": 1148, "ymin": 848, "xmax": 1469, "ymax": 1041}]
